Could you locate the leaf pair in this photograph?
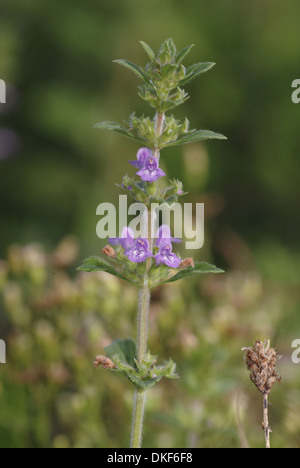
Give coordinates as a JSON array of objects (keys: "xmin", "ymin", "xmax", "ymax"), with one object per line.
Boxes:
[
  {"xmin": 94, "ymin": 120, "xmax": 227, "ymax": 148},
  {"xmin": 140, "ymin": 39, "xmax": 200, "ymax": 71},
  {"xmin": 104, "ymin": 339, "xmax": 178, "ymax": 390},
  {"xmin": 77, "ymin": 256, "xmax": 224, "ymax": 288},
  {"xmin": 114, "ymin": 55, "xmax": 215, "ymax": 88}
]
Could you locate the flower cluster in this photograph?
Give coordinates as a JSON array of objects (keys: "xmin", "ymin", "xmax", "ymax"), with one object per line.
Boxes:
[
  {"xmin": 109, "ymin": 223, "xmax": 181, "ymax": 268},
  {"xmin": 107, "ymin": 147, "xmax": 181, "ymax": 269}
]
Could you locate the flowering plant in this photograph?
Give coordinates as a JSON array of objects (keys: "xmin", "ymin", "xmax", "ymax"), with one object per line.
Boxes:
[{"xmin": 78, "ymin": 39, "xmax": 226, "ymax": 448}]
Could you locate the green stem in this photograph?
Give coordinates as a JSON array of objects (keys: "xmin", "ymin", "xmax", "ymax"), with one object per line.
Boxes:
[
  {"xmin": 130, "ymin": 112, "xmax": 164, "ymax": 449},
  {"xmin": 137, "ymin": 281, "xmax": 150, "ymax": 362},
  {"xmin": 154, "ymin": 112, "xmax": 165, "ymax": 160},
  {"xmin": 131, "ymin": 387, "xmax": 147, "ymax": 448},
  {"xmin": 131, "ymin": 281, "xmax": 150, "ymax": 448}
]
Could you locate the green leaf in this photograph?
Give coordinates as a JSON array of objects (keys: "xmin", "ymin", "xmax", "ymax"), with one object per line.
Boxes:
[
  {"xmin": 159, "ymin": 38, "xmax": 177, "ymax": 59},
  {"xmin": 128, "ymin": 374, "xmax": 163, "ymax": 390},
  {"xmin": 161, "ymin": 64, "xmax": 177, "ymax": 79},
  {"xmin": 166, "ymin": 129, "xmax": 227, "ymax": 147},
  {"xmin": 76, "ymin": 256, "xmax": 135, "ymax": 284},
  {"xmin": 175, "ymin": 44, "xmax": 195, "ymax": 64},
  {"xmin": 165, "ymin": 38, "xmax": 177, "ymax": 59},
  {"xmin": 160, "ymin": 97, "xmax": 189, "ymax": 112},
  {"xmin": 160, "ymin": 262, "xmax": 224, "ymax": 285},
  {"xmin": 113, "ymin": 59, "xmax": 151, "ymax": 84},
  {"xmin": 93, "ymin": 121, "xmax": 146, "ymax": 145},
  {"xmin": 106, "ymin": 350, "xmax": 179, "ymax": 389},
  {"xmin": 105, "ymin": 339, "xmax": 137, "ymax": 368},
  {"xmin": 139, "ymin": 41, "xmax": 156, "ymax": 63},
  {"xmin": 179, "ymin": 62, "xmax": 216, "ymax": 86}
]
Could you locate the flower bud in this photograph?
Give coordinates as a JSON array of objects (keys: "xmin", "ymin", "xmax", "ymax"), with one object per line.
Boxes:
[
  {"xmin": 180, "ymin": 258, "xmax": 195, "ymax": 269},
  {"xmin": 93, "ymin": 355, "xmax": 116, "ymax": 370},
  {"xmin": 122, "ymin": 175, "xmax": 133, "ymax": 189},
  {"xmin": 101, "ymin": 246, "xmax": 117, "ymax": 259}
]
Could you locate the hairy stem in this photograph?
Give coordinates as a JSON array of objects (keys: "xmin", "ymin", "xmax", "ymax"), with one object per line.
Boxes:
[
  {"xmin": 130, "ymin": 253, "xmax": 150, "ymax": 449},
  {"xmin": 137, "ymin": 281, "xmax": 151, "ymax": 362},
  {"xmin": 263, "ymin": 393, "xmax": 271, "ymax": 449},
  {"xmin": 130, "ymin": 280, "xmax": 150, "ymax": 448},
  {"xmin": 131, "ymin": 387, "xmax": 147, "ymax": 448},
  {"xmin": 154, "ymin": 112, "xmax": 165, "ymax": 160},
  {"xmin": 130, "ymin": 112, "xmax": 163, "ymax": 448}
]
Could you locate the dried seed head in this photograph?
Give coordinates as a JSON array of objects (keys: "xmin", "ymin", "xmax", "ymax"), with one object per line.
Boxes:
[
  {"xmin": 180, "ymin": 258, "xmax": 195, "ymax": 269},
  {"xmin": 101, "ymin": 245, "xmax": 117, "ymax": 259},
  {"xmin": 242, "ymin": 340, "xmax": 281, "ymax": 395},
  {"xmin": 93, "ymin": 355, "xmax": 116, "ymax": 370}
]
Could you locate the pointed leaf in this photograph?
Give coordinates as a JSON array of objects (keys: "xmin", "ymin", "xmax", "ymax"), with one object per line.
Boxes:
[
  {"xmin": 160, "ymin": 262, "xmax": 224, "ymax": 285},
  {"xmin": 176, "ymin": 44, "xmax": 195, "ymax": 64},
  {"xmin": 159, "ymin": 38, "xmax": 177, "ymax": 58},
  {"xmin": 188, "ymin": 62, "xmax": 216, "ymax": 75},
  {"xmin": 140, "ymin": 41, "xmax": 156, "ymax": 63},
  {"xmin": 179, "ymin": 62, "xmax": 216, "ymax": 86},
  {"xmin": 165, "ymin": 38, "xmax": 177, "ymax": 58},
  {"xmin": 94, "ymin": 121, "xmax": 146, "ymax": 144},
  {"xmin": 105, "ymin": 339, "xmax": 137, "ymax": 368},
  {"xmin": 160, "ymin": 97, "xmax": 190, "ymax": 112},
  {"xmin": 113, "ymin": 59, "xmax": 151, "ymax": 84},
  {"xmin": 165, "ymin": 129, "xmax": 227, "ymax": 147},
  {"xmin": 77, "ymin": 256, "xmax": 135, "ymax": 284}
]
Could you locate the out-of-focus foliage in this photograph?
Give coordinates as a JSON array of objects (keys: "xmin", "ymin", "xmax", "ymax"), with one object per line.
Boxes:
[
  {"xmin": 0, "ymin": 0, "xmax": 300, "ymax": 449},
  {"xmin": 0, "ymin": 239, "xmax": 299, "ymax": 448},
  {"xmin": 1, "ymin": 0, "xmax": 300, "ymax": 258}
]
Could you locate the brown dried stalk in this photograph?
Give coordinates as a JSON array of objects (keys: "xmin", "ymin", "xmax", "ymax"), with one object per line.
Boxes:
[{"xmin": 242, "ymin": 340, "xmax": 281, "ymax": 449}]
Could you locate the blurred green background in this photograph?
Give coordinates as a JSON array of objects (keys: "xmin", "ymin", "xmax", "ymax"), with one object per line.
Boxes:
[{"xmin": 1, "ymin": 0, "xmax": 300, "ymax": 448}]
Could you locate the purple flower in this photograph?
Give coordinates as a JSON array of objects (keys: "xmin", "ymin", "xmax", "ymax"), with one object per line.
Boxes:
[
  {"xmin": 109, "ymin": 227, "xmax": 135, "ymax": 251},
  {"xmin": 129, "ymin": 147, "xmax": 152, "ymax": 169},
  {"xmin": 136, "ymin": 156, "xmax": 166, "ymax": 182},
  {"xmin": 125, "ymin": 238, "xmax": 153, "ymax": 263},
  {"xmin": 156, "ymin": 225, "xmax": 181, "ymax": 249},
  {"xmin": 155, "ymin": 243, "xmax": 181, "ymax": 269}
]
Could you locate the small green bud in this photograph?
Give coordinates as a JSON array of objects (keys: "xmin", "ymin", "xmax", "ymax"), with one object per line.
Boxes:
[
  {"xmin": 181, "ymin": 117, "xmax": 190, "ymax": 133},
  {"xmin": 163, "ymin": 185, "xmax": 178, "ymax": 198},
  {"xmin": 122, "ymin": 175, "xmax": 133, "ymax": 189}
]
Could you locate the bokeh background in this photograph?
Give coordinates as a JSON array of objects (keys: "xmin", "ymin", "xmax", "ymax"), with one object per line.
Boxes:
[{"xmin": 1, "ymin": 0, "xmax": 300, "ymax": 448}]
